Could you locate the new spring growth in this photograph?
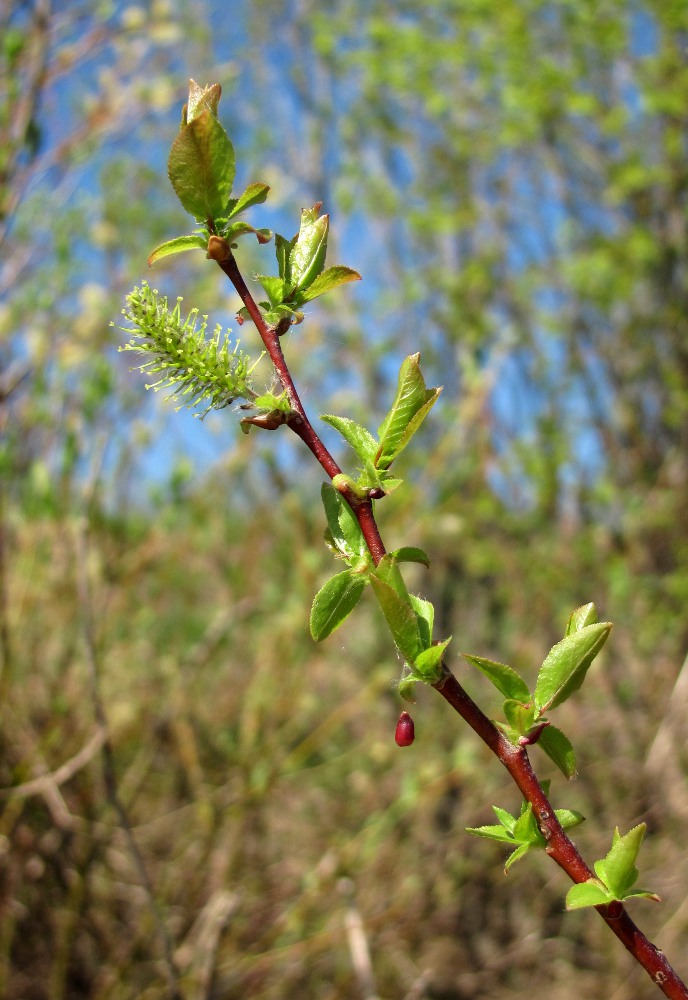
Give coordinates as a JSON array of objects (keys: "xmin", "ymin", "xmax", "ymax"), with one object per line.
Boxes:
[{"xmin": 116, "ymin": 282, "xmax": 262, "ymax": 416}]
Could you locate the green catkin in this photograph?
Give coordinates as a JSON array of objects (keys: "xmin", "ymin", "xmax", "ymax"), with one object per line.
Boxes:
[{"xmin": 115, "ymin": 281, "xmax": 262, "ymax": 416}]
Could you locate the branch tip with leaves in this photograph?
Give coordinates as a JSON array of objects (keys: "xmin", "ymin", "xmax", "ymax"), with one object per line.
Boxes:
[{"xmin": 116, "ymin": 79, "xmax": 688, "ymax": 1000}]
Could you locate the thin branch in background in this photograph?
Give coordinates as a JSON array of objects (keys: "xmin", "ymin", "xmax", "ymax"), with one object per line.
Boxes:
[{"xmin": 73, "ymin": 516, "xmax": 184, "ymax": 1000}]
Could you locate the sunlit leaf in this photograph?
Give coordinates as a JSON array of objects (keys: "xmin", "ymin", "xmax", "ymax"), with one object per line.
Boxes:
[
  {"xmin": 168, "ymin": 109, "xmax": 235, "ymax": 220},
  {"xmin": 534, "ymin": 622, "xmax": 612, "ymax": 713},
  {"xmin": 463, "ymin": 653, "xmax": 531, "ymax": 703},
  {"xmin": 147, "ymin": 234, "xmax": 207, "ymax": 267},
  {"xmin": 310, "ymin": 569, "xmax": 366, "ymax": 641}
]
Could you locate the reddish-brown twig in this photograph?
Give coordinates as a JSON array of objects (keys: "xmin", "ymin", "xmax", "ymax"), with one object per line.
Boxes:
[{"xmin": 216, "ymin": 251, "xmax": 688, "ymax": 1000}]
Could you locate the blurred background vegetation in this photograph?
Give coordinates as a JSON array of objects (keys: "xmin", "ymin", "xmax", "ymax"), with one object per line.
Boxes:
[{"xmin": 2, "ymin": 1, "xmax": 688, "ymax": 998}]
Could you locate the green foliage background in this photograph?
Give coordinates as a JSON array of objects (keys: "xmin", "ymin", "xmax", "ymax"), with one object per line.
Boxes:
[{"xmin": 2, "ymin": 2, "xmax": 688, "ymax": 998}]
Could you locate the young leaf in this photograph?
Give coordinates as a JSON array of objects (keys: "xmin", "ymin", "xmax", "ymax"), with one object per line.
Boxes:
[
  {"xmin": 168, "ymin": 107, "xmax": 235, "ymax": 220},
  {"xmin": 227, "ymin": 181, "xmax": 270, "ymax": 217},
  {"xmin": 594, "ymin": 824, "xmax": 647, "ymax": 899},
  {"xmin": 492, "ymin": 805, "xmax": 517, "ymax": 833},
  {"xmin": 565, "ymin": 880, "xmax": 611, "ymax": 910},
  {"xmin": 369, "ymin": 574, "xmax": 423, "ymax": 662},
  {"xmin": 534, "ymin": 622, "xmax": 612, "ymax": 714},
  {"xmin": 374, "ymin": 552, "xmax": 412, "ymax": 600},
  {"xmin": 389, "ymin": 546, "xmax": 430, "ymax": 567},
  {"xmin": 299, "ymin": 265, "xmax": 361, "ymax": 302},
  {"xmin": 320, "ymin": 414, "xmax": 378, "ymax": 464},
  {"xmin": 408, "ymin": 594, "xmax": 434, "ymax": 649},
  {"xmin": 413, "ymin": 637, "xmax": 451, "ymax": 682},
  {"xmin": 290, "ymin": 209, "xmax": 328, "ymax": 290},
  {"xmin": 257, "ymin": 275, "xmax": 289, "ymax": 308},
  {"xmin": 224, "ymin": 221, "xmax": 272, "ymax": 245},
  {"xmin": 321, "ymin": 482, "xmax": 369, "ymax": 563},
  {"xmin": 310, "ymin": 569, "xmax": 366, "ymax": 642},
  {"xmin": 538, "ymin": 725, "xmax": 577, "ymax": 779},
  {"xmin": 463, "ymin": 653, "xmax": 531, "ymax": 703},
  {"xmin": 275, "ymin": 233, "xmax": 297, "ymax": 281},
  {"xmin": 375, "ymin": 354, "xmax": 442, "ymax": 470},
  {"xmin": 147, "ymin": 234, "xmax": 208, "ymax": 267},
  {"xmin": 465, "ymin": 823, "xmax": 517, "ymax": 844},
  {"xmin": 512, "ymin": 802, "xmax": 542, "ymax": 845},
  {"xmin": 566, "ymin": 602, "xmax": 598, "ymax": 635},
  {"xmin": 186, "ymin": 80, "xmax": 222, "ymax": 122},
  {"xmin": 503, "ymin": 699, "xmax": 537, "ymax": 735},
  {"xmin": 383, "ymin": 386, "xmax": 442, "ymax": 465},
  {"xmin": 398, "ymin": 674, "xmax": 418, "ymax": 703},
  {"xmin": 504, "ymin": 843, "xmax": 533, "ymax": 873},
  {"xmin": 554, "ymin": 808, "xmax": 585, "ymax": 831}
]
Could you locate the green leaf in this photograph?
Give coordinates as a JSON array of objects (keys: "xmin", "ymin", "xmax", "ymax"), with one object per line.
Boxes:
[
  {"xmin": 147, "ymin": 234, "xmax": 208, "ymax": 267},
  {"xmin": 465, "ymin": 823, "xmax": 517, "ymax": 844},
  {"xmin": 621, "ymin": 888, "xmax": 661, "ymax": 902},
  {"xmin": 504, "ymin": 843, "xmax": 533, "ymax": 873},
  {"xmin": 374, "ymin": 552, "xmax": 411, "ymax": 600},
  {"xmin": 492, "ymin": 805, "xmax": 517, "ymax": 833},
  {"xmin": 369, "ymin": 574, "xmax": 423, "ymax": 662},
  {"xmin": 503, "ymin": 699, "xmax": 536, "ymax": 735},
  {"xmin": 256, "ymin": 275, "xmax": 289, "ymax": 308},
  {"xmin": 227, "ymin": 181, "xmax": 270, "ymax": 217},
  {"xmin": 376, "ymin": 354, "xmax": 442, "ymax": 470},
  {"xmin": 566, "ymin": 602, "xmax": 598, "ymax": 635},
  {"xmin": 512, "ymin": 802, "xmax": 543, "ymax": 845},
  {"xmin": 299, "ymin": 265, "xmax": 361, "ymax": 302},
  {"xmin": 389, "ymin": 546, "xmax": 430, "ymax": 567},
  {"xmin": 566, "ymin": 880, "xmax": 611, "ymax": 910},
  {"xmin": 224, "ymin": 221, "xmax": 272, "ymax": 245},
  {"xmin": 384, "ymin": 387, "xmax": 443, "ymax": 466},
  {"xmin": 321, "ymin": 483, "xmax": 369, "ymax": 563},
  {"xmin": 534, "ymin": 622, "xmax": 612, "ymax": 713},
  {"xmin": 398, "ymin": 675, "xmax": 418, "ymax": 703},
  {"xmin": 463, "ymin": 653, "xmax": 531, "ymax": 703},
  {"xmin": 554, "ymin": 808, "xmax": 585, "ymax": 831},
  {"xmin": 413, "ymin": 637, "xmax": 451, "ymax": 683},
  {"xmin": 275, "ymin": 233, "xmax": 297, "ymax": 281},
  {"xmin": 320, "ymin": 414, "xmax": 378, "ymax": 464},
  {"xmin": 538, "ymin": 725, "xmax": 577, "ymax": 779},
  {"xmin": 594, "ymin": 824, "xmax": 647, "ymax": 899},
  {"xmin": 408, "ymin": 594, "xmax": 434, "ymax": 648},
  {"xmin": 310, "ymin": 570, "xmax": 366, "ymax": 642},
  {"xmin": 168, "ymin": 108, "xmax": 235, "ymax": 220},
  {"xmin": 291, "ymin": 210, "xmax": 329, "ymax": 290}
]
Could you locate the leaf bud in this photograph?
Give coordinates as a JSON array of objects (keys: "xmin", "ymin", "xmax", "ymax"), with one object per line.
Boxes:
[{"xmin": 206, "ymin": 235, "xmax": 231, "ymax": 262}]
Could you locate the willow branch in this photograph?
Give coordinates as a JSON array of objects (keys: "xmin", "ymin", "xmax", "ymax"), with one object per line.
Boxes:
[
  {"xmin": 215, "ymin": 251, "xmax": 688, "ymax": 1000},
  {"xmin": 217, "ymin": 251, "xmax": 386, "ymax": 564}
]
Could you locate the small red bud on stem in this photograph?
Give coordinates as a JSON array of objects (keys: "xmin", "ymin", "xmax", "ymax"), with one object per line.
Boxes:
[{"xmin": 395, "ymin": 711, "xmax": 415, "ymax": 747}]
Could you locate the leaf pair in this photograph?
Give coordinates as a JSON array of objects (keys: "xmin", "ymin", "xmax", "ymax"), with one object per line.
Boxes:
[
  {"xmin": 148, "ymin": 81, "xmax": 272, "ymax": 267},
  {"xmin": 566, "ymin": 824, "xmax": 660, "ymax": 910},
  {"xmin": 309, "ymin": 485, "xmax": 449, "ymax": 690},
  {"xmin": 309, "ymin": 483, "xmax": 373, "ymax": 642},
  {"xmin": 466, "ymin": 794, "xmax": 584, "ymax": 873},
  {"xmin": 249, "ymin": 204, "xmax": 360, "ymax": 328},
  {"xmin": 322, "ymin": 353, "xmax": 442, "ymax": 497},
  {"xmin": 464, "ymin": 603, "xmax": 612, "ymax": 778}
]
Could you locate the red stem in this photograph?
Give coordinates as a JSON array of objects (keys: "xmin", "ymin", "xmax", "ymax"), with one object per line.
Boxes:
[
  {"xmin": 218, "ymin": 252, "xmax": 386, "ymax": 563},
  {"xmin": 435, "ymin": 672, "xmax": 687, "ymax": 999},
  {"xmin": 216, "ymin": 251, "xmax": 688, "ymax": 1000}
]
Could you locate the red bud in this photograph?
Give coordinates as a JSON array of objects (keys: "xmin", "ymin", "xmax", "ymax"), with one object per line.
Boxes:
[{"xmin": 395, "ymin": 711, "xmax": 415, "ymax": 747}]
